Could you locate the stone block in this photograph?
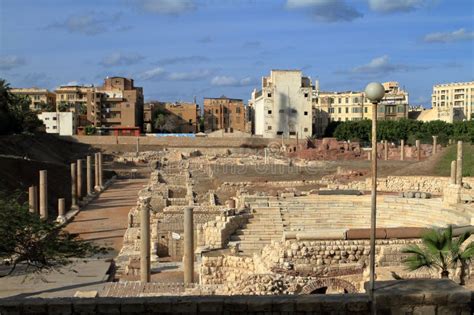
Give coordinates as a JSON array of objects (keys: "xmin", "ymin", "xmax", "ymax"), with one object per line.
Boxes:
[
  {"xmin": 72, "ymin": 299, "xmax": 98, "ymax": 314},
  {"xmin": 97, "ymin": 298, "xmax": 121, "ymax": 314},
  {"xmin": 22, "ymin": 299, "xmax": 47, "ymax": 314},
  {"xmin": 271, "ymin": 297, "xmax": 296, "ymax": 312},
  {"xmin": 170, "ymin": 297, "xmax": 197, "ymax": 314},
  {"xmin": 120, "ymin": 298, "xmax": 146, "ymax": 313},
  {"xmin": 223, "ymin": 297, "xmax": 248, "ymax": 313},
  {"xmin": 295, "ymin": 296, "xmax": 322, "ymax": 312}
]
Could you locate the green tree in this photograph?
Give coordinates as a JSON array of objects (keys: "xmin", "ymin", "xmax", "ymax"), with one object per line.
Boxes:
[
  {"xmin": 0, "ymin": 191, "xmax": 104, "ymax": 276},
  {"xmin": 402, "ymin": 226, "xmax": 473, "ymax": 284}
]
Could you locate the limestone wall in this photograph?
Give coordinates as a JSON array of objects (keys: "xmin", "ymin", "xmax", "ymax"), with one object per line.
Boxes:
[
  {"xmin": 198, "ymin": 212, "xmax": 251, "ymax": 249},
  {"xmin": 328, "ymin": 176, "xmax": 474, "ymax": 194},
  {"xmin": 1, "ymin": 281, "xmax": 471, "ymax": 315},
  {"xmin": 201, "ymin": 255, "xmax": 255, "ymax": 286}
]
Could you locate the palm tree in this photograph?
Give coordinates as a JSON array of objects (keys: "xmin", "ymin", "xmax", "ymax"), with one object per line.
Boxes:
[{"xmin": 402, "ymin": 226, "xmax": 473, "ymax": 284}]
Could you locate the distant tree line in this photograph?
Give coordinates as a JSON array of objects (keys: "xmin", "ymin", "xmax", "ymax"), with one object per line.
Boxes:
[
  {"xmin": 324, "ymin": 119, "xmax": 474, "ymax": 145},
  {"xmin": 0, "ymin": 79, "xmax": 43, "ymax": 135}
]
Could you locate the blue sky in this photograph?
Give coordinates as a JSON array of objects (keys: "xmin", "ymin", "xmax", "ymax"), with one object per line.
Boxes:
[{"xmin": 0, "ymin": 0, "xmax": 473, "ymax": 106}]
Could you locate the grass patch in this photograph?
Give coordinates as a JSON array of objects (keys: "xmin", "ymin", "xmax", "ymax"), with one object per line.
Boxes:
[{"xmin": 434, "ymin": 143, "xmax": 474, "ymax": 177}]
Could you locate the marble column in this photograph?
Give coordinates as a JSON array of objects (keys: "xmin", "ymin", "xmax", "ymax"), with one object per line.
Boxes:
[
  {"xmin": 400, "ymin": 139, "xmax": 405, "ymax": 161},
  {"xmin": 39, "ymin": 170, "xmax": 48, "ymax": 220},
  {"xmin": 432, "ymin": 136, "xmax": 438, "ymax": 155},
  {"xmin": 28, "ymin": 186, "xmax": 37, "ymax": 214},
  {"xmin": 450, "ymin": 160, "xmax": 457, "ymax": 185},
  {"xmin": 184, "ymin": 206, "xmax": 194, "ymax": 285},
  {"xmin": 57, "ymin": 198, "xmax": 66, "ymax": 223},
  {"xmin": 86, "ymin": 155, "xmax": 93, "ymax": 196},
  {"xmin": 98, "ymin": 152, "xmax": 103, "ymax": 188},
  {"xmin": 71, "ymin": 163, "xmax": 78, "ymax": 209},
  {"xmin": 140, "ymin": 196, "xmax": 151, "ymax": 283},
  {"xmin": 416, "ymin": 140, "xmax": 421, "ymax": 161},
  {"xmin": 456, "ymin": 141, "xmax": 463, "ymax": 185},
  {"xmin": 77, "ymin": 159, "xmax": 83, "ymax": 199},
  {"xmin": 94, "ymin": 153, "xmax": 100, "ymax": 191},
  {"xmin": 384, "ymin": 140, "xmax": 388, "ymax": 160}
]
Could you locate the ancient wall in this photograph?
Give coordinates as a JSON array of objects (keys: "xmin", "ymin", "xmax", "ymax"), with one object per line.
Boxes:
[
  {"xmin": 201, "ymin": 255, "xmax": 255, "ymax": 286},
  {"xmin": 198, "ymin": 212, "xmax": 250, "ymax": 249},
  {"xmin": 327, "ymin": 175, "xmax": 474, "ymax": 194}
]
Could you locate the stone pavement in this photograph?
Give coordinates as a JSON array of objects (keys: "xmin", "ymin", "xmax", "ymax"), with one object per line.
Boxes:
[{"xmin": 66, "ymin": 178, "xmax": 149, "ymax": 257}]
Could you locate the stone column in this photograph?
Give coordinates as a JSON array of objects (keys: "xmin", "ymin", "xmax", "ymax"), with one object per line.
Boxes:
[
  {"xmin": 184, "ymin": 206, "xmax": 194, "ymax": 285},
  {"xmin": 140, "ymin": 196, "xmax": 151, "ymax": 283},
  {"xmin": 39, "ymin": 170, "xmax": 48, "ymax": 220},
  {"xmin": 367, "ymin": 149, "xmax": 371, "ymax": 160},
  {"xmin": 450, "ymin": 160, "xmax": 457, "ymax": 185},
  {"xmin": 432, "ymin": 136, "xmax": 438, "ymax": 155},
  {"xmin": 94, "ymin": 153, "xmax": 100, "ymax": 191},
  {"xmin": 98, "ymin": 152, "xmax": 103, "ymax": 189},
  {"xmin": 71, "ymin": 163, "xmax": 78, "ymax": 209},
  {"xmin": 28, "ymin": 186, "xmax": 37, "ymax": 214},
  {"xmin": 400, "ymin": 139, "xmax": 405, "ymax": 161},
  {"xmin": 86, "ymin": 155, "xmax": 93, "ymax": 196},
  {"xmin": 456, "ymin": 141, "xmax": 463, "ymax": 185},
  {"xmin": 77, "ymin": 159, "xmax": 83, "ymax": 200},
  {"xmin": 136, "ymin": 137, "xmax": 140, "ymax": 157},
  {"xmin": 384, "ymin": 140, "xmax": 388, "ymax": 160},
  {"xmin": 416, "ymin": 140, "xmax": 421, "ymax": 161},
  {"xmin": 57, "ymin": 198, "xmax": 66, "ymax": 224}
]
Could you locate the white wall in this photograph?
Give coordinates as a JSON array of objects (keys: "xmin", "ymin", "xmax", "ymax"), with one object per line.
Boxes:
[{"xmin": 38, "ymin": 112, "xmax": 76, "ymax": 136}]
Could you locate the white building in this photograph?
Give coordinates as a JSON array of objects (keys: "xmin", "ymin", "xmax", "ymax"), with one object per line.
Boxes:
[
  {"xmin": 37, "ymin": 112, "xmax": 77, "ymax": 136},
  {"xmin": 431, "ymin": 81, "xmax": 474, "ymax": 122},
  {"xmin": 250, "ymin": 70, "xmax": 313, "ymax": 138}
]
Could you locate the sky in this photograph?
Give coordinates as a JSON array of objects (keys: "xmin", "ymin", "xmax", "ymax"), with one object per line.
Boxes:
[{"xmin": 0, "ymin": 0, "xmax": 473, "ymax": 107}]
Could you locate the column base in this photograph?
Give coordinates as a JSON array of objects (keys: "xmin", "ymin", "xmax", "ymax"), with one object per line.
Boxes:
[
  {"xmin": 70, "ymin": 204, "xmax": 80, "ymax": 211},
  {"xmin": 56, "ymin": 215, "xmax": 67, "ymax": 224}
]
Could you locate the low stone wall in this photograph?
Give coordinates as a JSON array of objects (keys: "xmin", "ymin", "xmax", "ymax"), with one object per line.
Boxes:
[
  {"xmin": 328, "ymin": 175, "xmax": 474, "ymax": 194},
  {"xmin": 198, "ymin": 212, "xmax": 251, "ymax": 249},
  {"xmin": 201, "ymin": 254, "xmax": 255, "ymax": 286},
  {"xmin": 0, "ymin": 280, "xmax": 471, "ymax": 315}
]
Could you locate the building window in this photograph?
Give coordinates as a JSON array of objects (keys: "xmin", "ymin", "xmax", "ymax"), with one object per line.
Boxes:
[
  {"xmin": 338, "ymin": 98, "xmax": 341, "ymax": 103},
  {"xmin": 345, "ymin": 107, "xmax": 349, "ymax": 113},
  {"xmin": 279, "ymin": 109, "xmax": 285, "ymax": 113},
  {"xmin": 304, "ymin": 93, "xmax": 309, "ymax": 98},
  {"xmin": 268, "ymin": 110, "xmax": 272, "ymax": 114},
  {"xmin": 345, "ymin": 98, "xmax": 349, "ymax": 103},
  {"xmin": 338, "ymin": 108, "xmax": 341, "ymax": 114},
  {"xmin": 267, "ymin": 93, "xmax": 272, "ymax": 97},
  {"xmin": 267, "ymin": 126, "xmax": 272, "ymax": 130},
  {"xmin": 277, "ymin": 131, "xmax": 283, "ymax": 135},
  {"xmin": 304, "ymin": 128, "xmax": 308, "ymax": 132},
  {"xmin": 236, "ymin": 107, "xmax": 241, "ymax": 113},
  {"xmin": 52, "ymin": 117, "xmax": 57, "ymax": 120},
  {"xmin": 364, "ymin": 107, "xmax": 368, "ymax": 113},
  {"xmin": 291, "ymin": 109, "xmax": 297, "ymax": 113},
  {"xmin": 304, "ymin": 111, "xmax": 308, "ymax": 115}
]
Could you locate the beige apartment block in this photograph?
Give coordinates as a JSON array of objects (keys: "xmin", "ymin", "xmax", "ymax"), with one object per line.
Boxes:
[
  {"xmin": 312, "ymin": 82, "xmax": 409, "ymax": 137},
  {"xmin": 203, "ymin": 96, "xmax": 246, "ymax": 133},
  {"xmin": 97, "ymin": 77, "xmax": 144, "ymax": 129},
  {"xmin": 251, "ymin": 70, "xmax": 313, "ymax": 139},
  {"xmin": 10, "ymin": 88, "xmax": 56, "ymax": 111},
  {"xmin": 145, "ymin": 101, "xmax": 199, "ymax": 133},
  {"xmin": 431, "ymin": 81, "xmax": 474, "ymax": 122}
]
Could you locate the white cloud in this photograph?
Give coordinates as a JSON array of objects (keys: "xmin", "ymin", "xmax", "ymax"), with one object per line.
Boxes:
[
  {"xmin": 423, "ymin": 28, "xmax": 474, "ymax": 43},
  {"xmin": 285, "ymin": 0, "xmax": 362, "ymax": 22},
  {"xmin": 168, "ymin": 69, "xmax": 211, "ymax": 81},
  {"xmin": 211, "ymin": 76, "xmax": 254, "ymax": 87},
  {"xmin": 100, "ymin": 52, "xmax": 144, "ymax": 67},
  {"xmin": 131, "ymin": 0, "xmax": 195, "ymax": 15},
  {"xmin": 0, "ymin": 55, "xmax": 26, "ymax": 70},
  {"xmin": 138, "ymin": 67, "xmax": 167, "ymax": 81},
  {"xmin": 156, "ymin": 56, "xmax": 209, "ymax": 65},
  {"xmin": 368, "ymin": 0, "xmax": 427, "ymax": 13},
  {"xmin": 348, "ymin": 55, "xmax": 428, "ymax": 75},
  {"xmin": 48, "ymin": 12, "xmax": 122, "ymax": 36}
]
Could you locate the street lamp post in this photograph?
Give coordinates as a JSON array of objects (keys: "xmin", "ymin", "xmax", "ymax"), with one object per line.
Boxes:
[{"xmin": 364, "ymin": 82, "xmax": 385, "ymax": 313}]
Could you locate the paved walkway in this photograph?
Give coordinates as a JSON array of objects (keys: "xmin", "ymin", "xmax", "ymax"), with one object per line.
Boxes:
[
  {"xmin": 0, "ymin": 177, "xmax": 148, "ymax": 298},
  {"xmin": 66, "ymin": 178, "xmax": 148, "ymax": 257}
]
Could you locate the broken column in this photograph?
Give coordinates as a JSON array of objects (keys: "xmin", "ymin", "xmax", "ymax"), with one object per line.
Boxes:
[
  {"xmin": 140, "ymin": 196, "xmax": 151, "ymax": 283},
  {"xmin": 384, "ymin": 140, "xmax": 388, "ymax": 160},
  {"xmin": 136, "ymin": 137, "xmax": 140, "ymax": 157},
  {"xmin": 432, "ymin": 136, "xmax": 438, "ymax": 155},
  {"xmin": 71, "ymin": 162, "xmax": 78, "ymax": 209},
  {"xmin": 400, "ymin": 139, "xmax": 405, "ymax": 161},
  {"xmin": 184, "ymin": 206, "xmax": 194, "ymax": 285},
  {"xmin": 94, "ymin": 153, "xmax": 100, "ymax": 191},
  {"xmin": 77, "ymin": 159, "xmax": 83, "ymax": 200},
  {"xmin": 57, "ymin": 198, "xmax": 66, "ymax": 224},
  {"xmin": 416, "ymin": 140, "xmax": 421, "ymax": 161},
  {"xmin": 86, "ymin": 155, "xmax": 93, "ymax": 196},
  {"xmin": 39, "ymin": 170, "xmax": 48, "ymax": 220},
  {"xmin": 450, "ymin": 160, "xmax": 457, "ymax": 185},
  {"xmin": 28, "ymin": 186, "xmax": 37, "ymax": 214},
  {"xmin": 456, "ymin": 141, "xmax": 463, "ymax": 185}
]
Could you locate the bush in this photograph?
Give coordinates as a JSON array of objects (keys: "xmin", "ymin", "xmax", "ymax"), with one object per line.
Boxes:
[{"xmin": 327, "ymin": 119, "xmax": 474, "ymax": 144}]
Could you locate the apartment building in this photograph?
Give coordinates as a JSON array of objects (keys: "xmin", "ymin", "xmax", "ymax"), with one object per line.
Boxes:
[
  {"xmin": 312, "ymin": 81, "xmax": 409, "ymax": 136},
  {"xmin": 97, "ymin": 77, "xmax": 144, "ymax": 129},
  {"xmin": 10, "ymin": 88, "xmax": 56, "ymax": 111},
  {"xmin": 250, "ymin": 70, "xmax": 313, "ymax": 138},
  {"xmin": 203, "ymin": 96, "xmax": 246, "ymax": 132},
  {"xmin": 37, "ymin": 111, "xmax": 77, "ymax": 135},
  {"xmin": 432, "ymin": 81, "xmax": 474, "ymax": 122},
  {"xmin": 144, "ymin": 101, "xmax": 199, "ymax": 133},
  {"xmin": 55, "ymin": 85, "xmax": 96, "ymax": 114}
]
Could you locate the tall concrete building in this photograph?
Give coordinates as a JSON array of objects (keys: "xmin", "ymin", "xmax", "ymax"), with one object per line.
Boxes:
[
  {"xmin": 10, "ymin": 88, "xmax": 56, "ymax": 111},
  {"xmin": 250, "ymin": 70, "xmax": 313, "ymax": 138},
  {"xmin": 312, "ymin": 81, "xmax": 409, "ymax": 137},
  {"xmin": 203, "ymin": 96, "xmax": 246, "ymax": 132},
  {"xmin": 97, "ymin": 77, "xmax": 144, "ymax": 129},
  {"xmin": 37, "ymin": 112, "xmax": 77, "ymax": 136},
  {"xmin": 431, "ymin": 81, "xmax": 474, "ymax": 122}
]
